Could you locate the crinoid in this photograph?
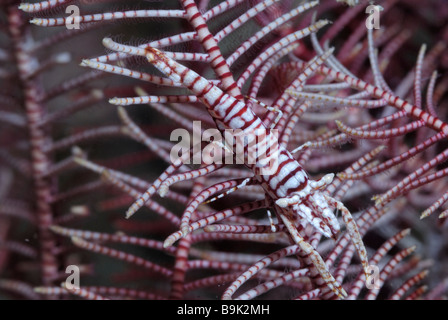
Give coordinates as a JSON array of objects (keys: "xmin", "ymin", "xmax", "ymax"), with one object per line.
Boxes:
[{"xmin": 1, "ymin": 0, "xmax": 447, "ymax": 300}]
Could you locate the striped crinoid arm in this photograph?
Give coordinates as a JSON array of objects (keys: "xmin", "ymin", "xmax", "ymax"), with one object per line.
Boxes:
[
  {"xmin": 2, "ymin": 0, "xmax": 183, "ymax": 299},
  {"xmin": 221, "ymin": 223, "xmax": 426, "ymax": 300},
  {"xmin": 221, "ymin": 244, "xmax": 310, "ymax": 300},
  {"xmin": 18, "ymin": 0, "xmax": 71, "ymax": 13},
  {"xmin": 328, "ymin": 51, "xmax": 448, "ymax": 216},
  {"xmin": 281, "ymin": 3, "xmax": 448, "ymax": 223}
]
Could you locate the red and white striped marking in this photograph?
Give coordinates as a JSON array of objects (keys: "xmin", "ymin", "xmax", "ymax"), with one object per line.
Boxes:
[{"xmin": 80, "ymin": 37, "xmax": 372, "ymax": 299}]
